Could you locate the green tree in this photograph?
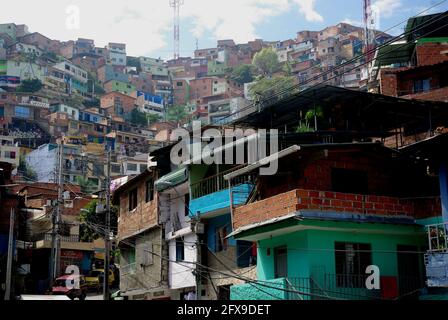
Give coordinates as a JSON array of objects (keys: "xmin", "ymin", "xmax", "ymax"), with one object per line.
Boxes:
[
  {"xmin": 18, "ymin": 157, "xmax": 37, "ymax": 182},
  {"xmin": 76, "ymin": 176, "xmax": 97, "ymax": 194},
  {"xmin": 296, "ymin": 106, "xmax": 324, "ymax": 133},
  {"xmin": 249, "ymin": 76, "xmax": 296, "ymax": 101},
  {"xmin": 167, "ymin": 105, "xmax": 188, "ymax": 123},
  {"xmin": 229, "ymin": 64, "xmax": 255, "ymax": 85},
  {"xmin": 130, "ymin": 109, "xmax": 149, "ymax": 127},
  {"xmin": 146, "ymin": 113, "xmax": 162, "ymax": 125},
  {"xmin": 252, "ymin": 48, "xmax": 280, "ymax": 77},
  {"xmin": 17, "ymin": 79, "xmax": 43, "ymax": 93},
  {"xmin": 79, "ymin": 200, "xmax": 118, "ymax": 242}
]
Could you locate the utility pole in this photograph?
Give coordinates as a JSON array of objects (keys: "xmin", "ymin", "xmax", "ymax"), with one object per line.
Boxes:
[
  {"xmin": 103, "ymin": 148, "xmax": 112, "ymax": 300},
  {"xmin": 50, "ymin": 139, "xmax": 64, "ymax": 288},
  {"xmin": 4, "ymin": 208, "xmax": 15, "ymax": 301}
]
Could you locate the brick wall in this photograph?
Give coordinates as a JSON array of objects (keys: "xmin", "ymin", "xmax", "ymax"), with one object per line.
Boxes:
[
  {"xmin": 233, "ymin": 189, "xmax": 417, "ymax": 230},
  {"xmin": 259, "ymin": 151, "xmax": 405, "ymax": 200},
  {"xmin": 402, "ymin": 86, "xmax": 448, "ymax": 102},
  {"xmin": 416, "ymin": 43, "xmax": 448, "ymax": 66},
  {"xmin": 118, "ymin": 179, "xmax": 158, "ymax": 241}
]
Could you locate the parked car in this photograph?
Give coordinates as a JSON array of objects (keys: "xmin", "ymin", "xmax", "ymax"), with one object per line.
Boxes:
[
  {"xmin": 85, "ymin": 269, "xmax": 115, "ymax": 292},
  {"xmin": 52, "ymin": 275, "xmax": 88, "ymax": 300}
]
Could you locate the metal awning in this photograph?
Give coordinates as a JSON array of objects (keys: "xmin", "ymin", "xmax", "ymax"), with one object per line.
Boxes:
[
  {"xmin": 232, "ymin": 85, "xmax": 448, "ymax": 132},
  {"xmin": 155, "ymin": 167, "xmax": 188, "ymax": 192},
  {"xmin": 224, "ymin": 145, "xmax": 301, "ymax": 180},
  {"xmin": 224, "ymin": 142, "xmax": 397, "ymax": 181}
]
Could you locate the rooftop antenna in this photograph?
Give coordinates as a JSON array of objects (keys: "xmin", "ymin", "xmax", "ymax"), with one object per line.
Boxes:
[
  {"xmin": 170, "ymin": 0, "xmax": 184, "ymax": 60},
  {"xmin": 363, "ymin": 0, "xmax": 377, "ymax": 84}
]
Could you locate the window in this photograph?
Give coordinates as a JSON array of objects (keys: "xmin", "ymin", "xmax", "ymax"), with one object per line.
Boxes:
[
  {"xmin": 0, "ymin": 107, "xmax": 4, "ymax": 117},
  {"xmin": 177, "ymin": 82, "xmax": 183, "ymax": 86},
  {"xmin": 14, "ymin": 106, "xmax": 30, "ymax": 118},
  {"xmin": 176, "ymin": 238, "xmax": 185, "ymax": 262},
  {"xmin": 331, "ymin": 168, "xmax": 368, "ymax": 194},
  {"xmin": 111, "ymin": 164, "xmax": 121, "ymax": 174},
  {"xmin": 4, "ymin": 151, "xmax": 16, "ymax": 159},
  {"xmin": 146, "ymin": 180, "xmax": 154, "ymax": 203},
  {"xmin": 128, "ymin": 188, "xmax": 138, "ymax": 211},
  {"xmin": 184, "ymin": 194, "xmax": 190, "ymax": 216},
  {"xmin": 335, "ymin": 242, "xmax": 372, "ymax": 288},
  {"xmin": 127, "ymin": 163, "xmax": 138, "ymax": 172},
  {"xmin": 414, "ymin": 79, "xmax": 431, "ymax": 93},
  {"xmin": 216, "ymin": 226, "xmax": 228, "ymax": 252}
]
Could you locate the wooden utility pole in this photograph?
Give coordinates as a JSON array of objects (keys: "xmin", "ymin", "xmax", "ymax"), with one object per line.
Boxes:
[{"xmin": 4, "ymin": 208, "xmax": 15, "ymax": 301}]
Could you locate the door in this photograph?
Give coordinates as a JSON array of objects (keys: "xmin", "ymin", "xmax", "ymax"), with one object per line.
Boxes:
[
  {"xmin": 274, "ymin": 247, "xmax": 288, "ymax": 279},
  {"xmin": 397, "ymin": 245, "xmax": 422, "ymax": 299}
]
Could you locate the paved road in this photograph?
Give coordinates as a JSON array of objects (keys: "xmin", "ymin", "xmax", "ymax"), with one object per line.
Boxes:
[{"xmin": 20, "ymin": 294, "xmax": 104, "ymax": 300}]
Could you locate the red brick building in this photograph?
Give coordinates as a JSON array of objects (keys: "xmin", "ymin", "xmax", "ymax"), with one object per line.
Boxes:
[
  {"xmin": 100, "ymin": 92, "xmax": 136, "ymax": 118},
  {"xmin": 380, "ymin": 39, "xmax": 448, "ymax": 102}
]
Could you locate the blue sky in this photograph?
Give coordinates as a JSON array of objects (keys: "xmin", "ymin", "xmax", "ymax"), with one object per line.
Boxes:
[{"xmin": 1, "ymin": 0, "xmax": 446, "ymax": 59}]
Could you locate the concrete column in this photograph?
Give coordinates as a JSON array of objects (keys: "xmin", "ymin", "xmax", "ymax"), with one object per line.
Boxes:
[{"xmin": 439, "ymin": 163, "xmax": 448, "ymax": 224}]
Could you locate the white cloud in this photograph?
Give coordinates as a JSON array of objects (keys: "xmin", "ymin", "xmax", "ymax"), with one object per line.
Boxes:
[
  {"xmin": 341, "ymin": 18, "xmax": 364, "ymax": 27},
  {"xmin": 0, "ymin": 0, "xmax": 324, "ymax": 57},
  {"xmin": 292, "ymin": 0, "xmax": 324, "ymax": 22},
  {"xmin": 373, "ymin": 0, "xmax": 402, "ymax": 18}
]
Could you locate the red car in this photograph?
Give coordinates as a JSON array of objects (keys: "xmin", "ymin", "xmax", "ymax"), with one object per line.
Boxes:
[{"xmin": 52, "ymin": 275, "xmax": 88, "ymax": 300}]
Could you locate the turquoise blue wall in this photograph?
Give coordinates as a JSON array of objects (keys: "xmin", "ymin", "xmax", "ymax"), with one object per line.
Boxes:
[
  {"xmin": 206, "ymin": 214, "xmax": 237, "ymax": 252},
  {"xmin": 256, "ymin": 222, "xmax": 426, "ymax": 281},
  {"xmin": 230, "ymin": 278, "xmax": 288, "ymax": 300},
  {"xmin": 189, "ymin": 184, "xmax": 252, "ymax": 217}
]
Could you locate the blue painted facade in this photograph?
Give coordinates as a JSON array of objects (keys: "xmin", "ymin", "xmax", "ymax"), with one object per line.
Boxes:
[
  {"xmin": 189, "ymin": 184, "xmax": 253, "ymax": 217},
  {"xmin": 137, "ymin": 91, "xmax": 164, "ymax": 105},
  {"xmin": 439, "ymin": 163, "xmax": 448, "ymax": 224},
  {"xmin": 206, "ymin": 214, "xmax": 236, "ymax": 252}
]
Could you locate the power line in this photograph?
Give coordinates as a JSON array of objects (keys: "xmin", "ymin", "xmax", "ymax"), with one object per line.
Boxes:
[{"xmin": 219, "ymin": 9, "xmax": 448, "ymax": 124}]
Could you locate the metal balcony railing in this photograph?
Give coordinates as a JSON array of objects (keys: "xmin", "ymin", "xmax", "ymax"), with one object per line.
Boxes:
[
  {"xmin": 34, "ymin": 233, "xmax": 81, "ymax": 243},
  {"xmin": 286, "ymin": 274, "xmax": 423, "ymax": 300},
  {"xmin": 190, "ymin": 166, "xmax": 247, "ymax": 200}
]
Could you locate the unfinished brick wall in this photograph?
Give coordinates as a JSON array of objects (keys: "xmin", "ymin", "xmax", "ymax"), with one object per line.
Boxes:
[
  {"xmin": 233, "ymin": 189, "xmax": 417, "ymax": 230},
  {"xmin": 416, "ymin": 43, "xmax": 448, "ymax": 66},
  {"xmin": 380, "ymin": 68, "xmax": 409, "ymax": 96},
  {"xmin": 118, "ymin": 180, "xmax": 158, "ymax": 240},
  {"xmin": 403, "ymin": 86, "xmax": 448, "ymax": 102},
  {"xmin": 259, "ymin": 151, "xmax": 403, "ymax": 200}
]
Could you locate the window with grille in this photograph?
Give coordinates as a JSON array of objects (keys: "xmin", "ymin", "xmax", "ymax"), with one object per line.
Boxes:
[{"xmin": 335, "ymin": 242, "xmax": 372, "ymax": 288}]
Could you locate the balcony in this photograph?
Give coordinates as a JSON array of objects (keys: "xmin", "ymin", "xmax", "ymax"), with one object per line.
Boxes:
[
  {"xmin": 189, "ymin": 168, "xmax": 256, "ymax": 217},
  {"xmin": 233, "ymin": 189, "xmax": 425, "ymax": 231},
  {"xmin": 230, "ymin": 274, "xmax": 422, "ymax": 300},
  {"xmin": 32, "ymin": 233, "xmax": 95, "ymax": 251}
]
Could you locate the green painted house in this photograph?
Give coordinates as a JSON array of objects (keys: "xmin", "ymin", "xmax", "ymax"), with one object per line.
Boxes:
[{"xmin": 227, "ymin": 143, "xmax": 441, "ymax": 300}]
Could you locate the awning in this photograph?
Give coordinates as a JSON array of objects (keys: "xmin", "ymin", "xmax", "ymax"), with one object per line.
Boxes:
[
  {"xmin": 224, "ymin": 145, "xmax": 301, "ymax": 180},
  {"xmin": 155, "ymin": 167, "xmax": 189, "ymax": 192}
]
